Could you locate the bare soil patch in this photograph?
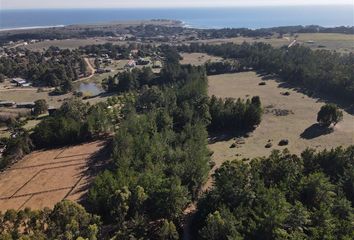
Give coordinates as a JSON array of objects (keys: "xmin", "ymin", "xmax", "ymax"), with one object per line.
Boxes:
[{"xmin": 0, "ymin": 140, "xmax": 107, "ymax": 211}]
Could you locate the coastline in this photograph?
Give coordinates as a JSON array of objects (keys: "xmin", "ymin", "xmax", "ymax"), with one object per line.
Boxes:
[
  {"xmin": 0, "ymin": 19, "xmax": 183, "ymax": 33},
  {"xmin": 0, "ymin": 6, "xmax": 352, "ymax": 31},
  {"xmin": 0, "ymin": 25, "xmax": 66, "ymax": 32}
]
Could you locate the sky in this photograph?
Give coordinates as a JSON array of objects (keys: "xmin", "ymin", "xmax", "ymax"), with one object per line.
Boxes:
[{"xmin": 1, "ymin": 0, "xmax": 353, "ymax": 9}]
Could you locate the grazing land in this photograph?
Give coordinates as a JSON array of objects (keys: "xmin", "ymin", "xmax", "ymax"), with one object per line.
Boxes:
[
  {"xmin": 0, "ymin": 88, "xmax": 73, "ymax": 108},
  {"xmin": 192, "ymin": 33, "xmax": 354, "ymax": 52},
  {"xmin": 0, "ymin": 140, "xmax": 107, "ymax": 211},
  {"xmin": 180, "ymin": 53, "xmax": 223, "ymax": 66},
  {"xmin": 208, "ymin": 72, "xmax": 354, "ymax": 168},
  {"xmin": 24, "ymin": 38, "xmax": 123, "ymax": 51}
]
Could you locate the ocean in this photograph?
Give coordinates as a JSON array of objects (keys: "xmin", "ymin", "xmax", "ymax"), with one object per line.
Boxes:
[{"xmin": 0, "ymin": 6, "xmax": 353, "ymax": 30}]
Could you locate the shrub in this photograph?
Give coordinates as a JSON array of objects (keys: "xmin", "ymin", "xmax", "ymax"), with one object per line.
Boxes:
[
  {"xmin": 278, "ymin": 139, "xmax": 289, "ymax": 146},
  {"xmin": 317, "ymin": 104, "xmax": 343, "ymax": 127}
]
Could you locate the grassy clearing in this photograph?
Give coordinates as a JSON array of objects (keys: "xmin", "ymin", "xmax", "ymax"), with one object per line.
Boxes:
[
  {"xmin": 24, "ymin": 38, "xmax": 123, "ymax": 51},
  {"xmin": 208, "ymin": 72, "xmax": 354, "ymax": 168},
  {"xmin": 192, "ymin": 33, "xmax": 354, "ymax": 52},
  {"xmin": 0, "ymin": 89, "xmax": 73, "ymax": 108},
  {"xmin": 180, "ymin": 53, "xmax": 223, "ymax": 66},
  {"xmin": 296, "ymin": 33, "xmax": 354, "ymax": 52}
]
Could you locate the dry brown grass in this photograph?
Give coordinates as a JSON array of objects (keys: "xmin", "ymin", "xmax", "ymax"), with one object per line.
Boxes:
[
  {"xmin": 24, "ymin": 38, "xmax": 123, "ymax": 51},
  {"xmin": 190, "ymin": 33, "xmax": 354, "ymax": 52},
  {"xmin": 208, "ymin": 72, "xmax": 354, "ymax": 169},
  {"xmin": 0, "ymin": 89, "xmax": 73, "ymax": 108},
  {"xmin": 180, "ymin": 53, "xmax": 223, "ymax": 66},
  {"xmin": 0, "ymin": 140, "xmax": 107, "ymax": 211}
]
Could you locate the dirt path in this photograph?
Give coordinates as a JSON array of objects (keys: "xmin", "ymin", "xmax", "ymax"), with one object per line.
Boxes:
[
  {"xmin": 85, "ymin": 57, "xmax": 95, "ymax": 77},
  {"xmin": 74, "ymin": 57, "xmax": 96, "ymax": 83}
]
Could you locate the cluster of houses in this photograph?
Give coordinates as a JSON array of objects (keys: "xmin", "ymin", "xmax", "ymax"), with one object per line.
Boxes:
[
  {"xmin": 124, "ymin": 49, "xmax": 163, "ymax": 70},
  {"xmin": 90, "ymin": 49, "xmax": 163, "ymax": 72},
  {"xmin": 0, "ymin": 47, "xmax": 27, "ymax": 59},
  {"xmin": 124, "ymin": 57, "xmax": 162, "ymax": 70}
]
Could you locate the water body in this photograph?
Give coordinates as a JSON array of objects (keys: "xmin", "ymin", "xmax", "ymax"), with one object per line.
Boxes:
[
  {"xmin": 78, "ymin": 83, "xmax": 103, "ymax": 96},
  {"xmin": 0, "ymin": 6, "xmax": 353, "ymax": 30}
]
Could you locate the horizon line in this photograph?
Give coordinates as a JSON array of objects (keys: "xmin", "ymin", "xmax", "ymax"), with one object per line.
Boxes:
[{"xmin": 1, "ymin": 4, "xmax": 353, "ymax": 10}]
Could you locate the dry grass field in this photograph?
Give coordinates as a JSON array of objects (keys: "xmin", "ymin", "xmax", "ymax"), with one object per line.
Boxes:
[
  {"xmin": 191, "ymin": 36, "xmax": 289, "ymax": 47},
  {"xmin": 24, "ymin": 38, "xmax": 124, "ymax": 51},
  {"xmin": 208, "ymin": 72, "xmax": 354, "ymax": 169},
  {"xmin": 180, "ymin": 53, "xmax": 223, "ymax": 66},
  {"xmin": 191, "ymin": 33, "xmax": 354, "ymax": 52},
  {"xmin": 0, "ymin": 88, "xmax": 73, "ymax": 108},
  {"xmin": 296, "ymin": 33, "xmax": 354, "ymax": 52},
  {"xmin": 0, "ymin": 140, "xmax": 107, "ymax": 211}
]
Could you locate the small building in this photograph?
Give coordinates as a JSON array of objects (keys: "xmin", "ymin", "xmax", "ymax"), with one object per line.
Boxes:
[
  {"xmin": 125, "ymin": 60, "xmax": 136, "ymax": 69},
  {"xmin": 288, "ymin": 40, "xmax": 298, "ymax": 48},
  {"xmin": 137, "ymin": 57, "xmax": 151, "ymax": 65},
  {"xmin": 16, "ymin": 102, "xmax": 35, "ymax": 109},
  {"xmin": 12, "ymin": 77, "xmax": 27, "ymax": 86},
  {"xmin": 96, "ymin": 68, "xmax": 112, "ymax": 74},
  {"xmin": 0, "ymin": 101, "xmax": 16, "ymax": 107},
  {"xmin": 21, "ymin": 83, "xmax": 32, "ymax": 87}
]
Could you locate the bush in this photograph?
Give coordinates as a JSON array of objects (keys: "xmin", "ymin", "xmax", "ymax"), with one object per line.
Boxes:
[
  {"xmin": 265, "ymin": 143, "xmax": 273, "ymax": 148},
  {"xmin": 33, "ymin": 99, "xmax": 48, "ymax": 116},
  {"xmin": 317, "ymin": 103, "xmax": 343, "ymax": 127},
  {"xmin": 278, "ymin": 139, "xmax": 289, "ymax": 146}
]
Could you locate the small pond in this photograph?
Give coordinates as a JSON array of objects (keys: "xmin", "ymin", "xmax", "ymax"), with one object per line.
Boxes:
[{"xmin": 78, "ymin": 83, "xmax": 104, "ymax": 96}]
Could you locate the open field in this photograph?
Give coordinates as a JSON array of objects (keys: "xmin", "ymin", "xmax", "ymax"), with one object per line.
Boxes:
[
  {"xmin": 208, "ymin": 72, "xmax": 354, "ymax": 169},
  {"xmin": 191, "ymin": 33, "xmax": 354, "ymax": 52},
  {"xmin": 0, "ymin": 140, "xmax": 107, "ymax": 211},
  {"xmin": 191, "ymin": 36, "xmax": 289, "ymax": 47},
  {"xmin": 180, "ymin": 53, "xmax": 223, "ymax": 66},
  {"xmin": 0, "ymin": 89, "xmax": 73, "ymax": 108},
  {"xmin": 296, "ymin": 33, "xmax": 354, "ymax": 52},
  {"xmin": 24, "ymin": 38, "xmax": 119, "ymax": 51}
]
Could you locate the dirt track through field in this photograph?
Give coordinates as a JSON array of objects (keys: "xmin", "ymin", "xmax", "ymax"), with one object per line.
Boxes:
[{"xmin": 0, "ymin": 140, "xmax": 106, "ymax": 211}]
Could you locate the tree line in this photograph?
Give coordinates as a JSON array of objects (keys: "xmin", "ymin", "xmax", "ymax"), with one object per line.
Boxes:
[
  {"xmin": 2, "ymin": 24, "xmax": 352, "ymax": 46},
  {"xmin": 87, "ymin": 59, "xmax": 212, "ymax": 238},
  {"xmin": 0, "ymin": 200, "xmax": 100, "ymax": 239},
  {"xmin": 31, "ymin": 98, "xmax": 114, "ymax": 148},
  {"xmin": 193, "ymin": 147, "xmax": 354, "ymax": 240},
  {"xmin": 0, "ymin": 47, "xmax": 86, "ymax": 92},
  {"xmin": 178, "ymin": 42, "xmax": 354, "ymax": 102},
  {"xmin": 208, "ymin": 95, "xmax": 262, "ymax": 133}
]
